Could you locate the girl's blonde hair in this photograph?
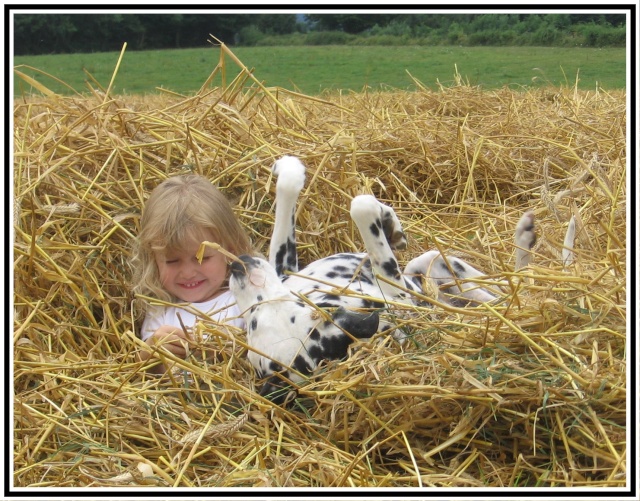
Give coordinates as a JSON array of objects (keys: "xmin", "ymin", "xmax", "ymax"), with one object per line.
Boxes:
[{"xmin": 131, "ymin": 174, "xmax": 253, "ymax": 306}]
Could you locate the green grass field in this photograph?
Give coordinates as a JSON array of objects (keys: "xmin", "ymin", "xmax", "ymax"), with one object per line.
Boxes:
[{"xmin": 13, "ymin": 45, "xmax": 626, "ymax": 97}]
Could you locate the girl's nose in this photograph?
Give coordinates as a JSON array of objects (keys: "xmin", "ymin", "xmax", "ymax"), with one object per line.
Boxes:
[{"xmin": 179, "ymin": 260, "xmax": 199, "ymax": 278}]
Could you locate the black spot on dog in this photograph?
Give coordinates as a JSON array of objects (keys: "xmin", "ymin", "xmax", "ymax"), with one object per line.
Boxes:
[
  {"xmin": 274, "ymin": 242, "xmax": 288, "ymax": 276},
  {"xmin": 229, "ymin": 259, "xmax": 248, "ymax": 278},
  {"xmin": 273, "ymin": 238, "xmax": 298, "ymax": 277},
  {"xmin": 315, "ymin": 301, "xmax": 340, "ymax": 309},
  {"xmin": 382, "ymin": 258, "xmax": 401, "ymax": 279},
  {"xmin": 320, "ymin": 334, "xmax": 352, "ymax": 360},
  {"xmin": 438, "ymin": 261, "xmax": 449, "ymax": 272},
  {"xmin": 445, "ymin": 295, "xmax": 471, "ymax": 308},
  {"xmin": 256, "ymin": 294, "xmax": 263, "ymax": 302},
  {"xmin": 309, "ymin": 329, "xmax": 321, "ymax": 341},
  {"xmin": 406, "ymin": 276, "xmax": 422, "ymax": 289},
  {"xmin": 308, "ymin": 343, "xmax": 323, "ymax": 364},
  {"xmin": 290, "ymin": 316, "xmax": 296, "ymax": 324},
  {"xmin": 381, "ymin": 213, "xmax": 406, "ymax": 249},
  {"xmin": 379, "ymin": 321, "xmax": 394, "ymax": 332},
  {"xmin": 259, "ymin": 374, "xmax": 292, "ymax": 405},
  {"xmin": 269, "ymin": 361, "xmax": 283, "ymax": 373},
  {"xmin": 286, "ymin": 238, "xmax": 297, "ymax": 269},
  {"xmin": 326, "ymin": 253, "xmax": 353, "ymax": 261},
  {"xmin": 292, "ymin": 355, "xmax": 312, "ymax": 375},
  {"xmin": 361, "ymin": 298, "xmax": 385, "ymax": 309},
  {"xmin": 526, "ymin": 231, "xmax": 537, "ymax": 249},
  {"xmin": 453, "ymin": 260, "xmax": 467, "ymax": 275},
  {"xmin": 353, "ymin": 272, "xmax": 373, "ymax": 285},
  {"xmin": 251, "ymin": 318, "xmax": 258, "ymax": 331},
  {"xmin": 381, "ymin": 213, "xmax": 394, "ymax": 239},
  {"xmin": 369, "ymin": 222, "xmax": 380, "ymax": 237},
  {"xmin": 332, "ymin": 307, "xmax": 379, "ymax": 339}
]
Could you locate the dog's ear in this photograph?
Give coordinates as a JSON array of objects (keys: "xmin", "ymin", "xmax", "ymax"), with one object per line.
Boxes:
[{"xmin": 331, "ymin": 307, "xmax": 379, "ymax": 339}]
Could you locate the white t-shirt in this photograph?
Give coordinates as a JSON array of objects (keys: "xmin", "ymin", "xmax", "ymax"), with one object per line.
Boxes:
[{"xmin": 140, "ymin": 289, "xmax": 245, "ymax": 341}]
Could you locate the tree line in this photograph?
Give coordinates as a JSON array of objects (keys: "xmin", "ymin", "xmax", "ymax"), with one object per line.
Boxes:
[{"xmin": 14, "ymin": 13, "xmax": 626, "ymax": 55}]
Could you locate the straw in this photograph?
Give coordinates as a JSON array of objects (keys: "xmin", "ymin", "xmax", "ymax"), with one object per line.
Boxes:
[{"xmin": 13, "ymin": 43, "xmax": 627, "ymax": 488}]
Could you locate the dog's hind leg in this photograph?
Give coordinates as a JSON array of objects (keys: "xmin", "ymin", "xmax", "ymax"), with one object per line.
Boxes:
[
  {"xmin": 515, "ymin": 211, "xmax": 536, "ymax": 270},
  {"xmin": 349, "ymin": 195, "xmax": 413, "ymax": 303},
  {"xmin": 269, "ymin": 156, "xmax": 307, "ymax": 278}
]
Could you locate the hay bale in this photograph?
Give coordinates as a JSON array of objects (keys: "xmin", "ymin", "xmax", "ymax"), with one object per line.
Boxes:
[{"xmin": 13, "ymin": 44, "xmax": 627, "ymax": 489}]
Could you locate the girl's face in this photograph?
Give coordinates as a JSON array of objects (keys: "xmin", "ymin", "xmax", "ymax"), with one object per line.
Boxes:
[{"xmin": 155, "ymin": 237, "xmax": 228, "ymax": 304}]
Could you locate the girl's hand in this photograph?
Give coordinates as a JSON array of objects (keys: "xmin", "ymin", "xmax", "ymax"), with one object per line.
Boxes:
[{"xmin": 139, "ymin": 325, "xmax": 192, "ymax": 370}]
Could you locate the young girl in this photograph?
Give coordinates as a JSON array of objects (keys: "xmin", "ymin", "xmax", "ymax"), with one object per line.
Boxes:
[{"xmin": 131, "ymin": 174, "xmax": 254, "ymax": 372}]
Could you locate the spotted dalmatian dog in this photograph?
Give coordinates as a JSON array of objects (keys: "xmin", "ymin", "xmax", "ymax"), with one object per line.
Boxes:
[{"xmin": 229, "ymin": 156, "xmax": 536, "ymax": 404}]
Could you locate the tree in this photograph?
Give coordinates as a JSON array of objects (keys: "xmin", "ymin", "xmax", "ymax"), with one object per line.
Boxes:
[
  {"xmin": 14, "ymin": 14, "xmax": 78, "ymax": 54},
  {"xmin": 69, "ymin": 14, "xmax": 146, "ymax": 52},
  {"xmin": 306, "ymin": 14, "xmax": 398, "ymax": 34},
  {"xmin": 255, "ymin": 14, "xmax": 297, "ymax": 35},
  {"xmin": 12, "ymin": 12, "xmax": 627, "ymax": 55}
]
